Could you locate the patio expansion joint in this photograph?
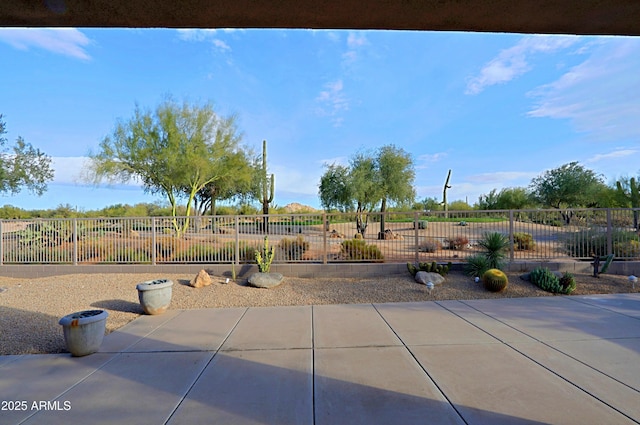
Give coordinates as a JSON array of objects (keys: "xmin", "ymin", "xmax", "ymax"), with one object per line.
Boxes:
[
  {"xmin": 16, "ymin": 353, "xmax": 122, "ymax": 425},
  {"xmin": 163, "ymin": 306, "xmax": 249, "ymax": 425},
  {"xmin": 564, "ymin": 295, "xmax": 640, "ymax": 322},
  {"xmin": 370, "ymin": 303, "xmax": 471, "ymax": 425},
  {"xmin": 452, "ymin": 299, "xmax": 640, "ymax": 422}
]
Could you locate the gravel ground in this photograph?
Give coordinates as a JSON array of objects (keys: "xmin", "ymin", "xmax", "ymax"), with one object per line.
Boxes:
[{"xmin": 0, "ymin": 270, "xmax": 637, "ymax": 355}]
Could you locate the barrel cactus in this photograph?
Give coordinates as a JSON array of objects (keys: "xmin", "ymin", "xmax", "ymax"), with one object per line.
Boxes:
[{"xmin": 482, "ymin": 268, "xmax": 509, "ymax": 292}]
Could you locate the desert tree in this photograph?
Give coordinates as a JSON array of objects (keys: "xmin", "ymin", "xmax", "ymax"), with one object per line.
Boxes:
[
  {"xmin": 529, "ymin": 162, "xmax": 608, "ymax": 224},
  {"xmin": 0, "ymin": 114, "xmax": 54, "ymax": 197},
  {"xmin": 84, "ymin": 97, "xmax": 242, "ymax": 236},
  {"xmin": 375, "ymin": 144, "xmax": 415, "ymax": 237}
]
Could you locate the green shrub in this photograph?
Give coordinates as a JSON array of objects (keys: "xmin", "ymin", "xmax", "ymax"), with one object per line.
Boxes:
[
  {"xmin": 341, "ymin": 239, "xmax": 384, "ymax": 261},
  {"xmin": 529, "ymin": 267, "xmax": 575, "ymax": 294},
  {"xmin": 513, "ymin": 232, "xmax": 535, "ymax": 251},
  {"xmin": 564, "ymin": 229, "xmax": 639, "ymax": 258},
  {"xmin": 482, "ymin": 268, "xmax": 508, "ymax": 292},
  {"xmin": 173, "ymin": 244, "xmax": 219, "ymax": 262},
  {"xmin": 279, "ymin": 235, "xmax": 310, "ymax": 261},
  {"xmin": 464, "ymin": 254, "xmax": 491, "ymax": 277},
  {"xmin": 418, "ymin": 238, "xmax": 441, "ymax": 253}
]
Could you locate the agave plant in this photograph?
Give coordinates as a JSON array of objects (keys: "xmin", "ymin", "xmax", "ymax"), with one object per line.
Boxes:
[{"xmin": 477, "ymin": 232, "xmax": 509, "ymax": 269}]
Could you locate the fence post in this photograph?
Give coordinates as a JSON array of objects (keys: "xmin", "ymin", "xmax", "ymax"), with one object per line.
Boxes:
[
  {"xmin": 414, "ymin": 212, "xmax": 419, "ymax": 263},
  {"xmin": 151, "ymin": 217, "xmax": 157, "ymax": 265},
  {"xmin": 73, "ymin": 218, "xmax": 78, "ymax": 265},
  {"xmin": 509, "ymin": 210, "xmax": 515, "ymax": 262},
  {"xmin": 0, "ymin": 220, "xmax": 3, "ymax": 265},
  {"xmin": 606, "ymin": 208, "xmax": 613, "ymax": 256},
  {"xmin": 234, "ymin": 215, "xmax": 240, "ymax": 268},
  {"xmin": 322, "ymin": 212, "xmax": 328, "ymax": 264}
]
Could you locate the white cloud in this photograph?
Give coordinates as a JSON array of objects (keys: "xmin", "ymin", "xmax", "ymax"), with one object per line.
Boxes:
[
  {"xmin": 51, "ymin": 156, "xmax": 143, "ymax": 188},
  {"xmin": 465, "ymin": 171, "xmax": 537, "ymax": 184},
  {"xmin": 347, "ymin": 32, "xmax": 368, "ymax": 48},
  {"xmin": 465, "ymin": 35, "xmax": 578, "ymax": 95},
  {"xmin": 316, "ymin": 80, "xmax": 349, "ymax": 126},
  {"xmin": 586, "ymin": 149, "xmax": 639, "ymax": 163},
  {"xmin": 319, "ymin": 156, "xmax": 349, "ymax": 167},
  {"xmin": 0, "ymin": 28, "xmax": 91, "ymax": 60},
  {"xmin": 176, "ymin": 29, "xmax": 219, "ymax": 41},
  {"xmin": 212, "ymin": 39, "xmax": 231, "ymax": 52},
  {"xmin": 527, "ymin": 38, "xmax": 640, "ymax": 142},
  {"xmin": 416, "ymin": 152, "xmax": 448, "ymax": 169}
]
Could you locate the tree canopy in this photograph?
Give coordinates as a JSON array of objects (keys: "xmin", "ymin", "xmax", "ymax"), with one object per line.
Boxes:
[
  {"xmin": 318, "ymin": 144, "xmax": 415, "ymax": 236},
  {"xmin": 84, "ymin": 98, "xmax": 245, "ymax": 235},
  {"xmin": 529, "ymin": 162, "xmax": 607, "ymax": 209},
  {"xmin": 0, "ymin": 115, "xmax": 54, "ymax": 197}
]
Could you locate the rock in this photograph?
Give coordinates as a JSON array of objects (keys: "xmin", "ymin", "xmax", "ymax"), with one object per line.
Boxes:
[
  {"xmin": 248, "ymin": 272, "xmax": 284, "ymax": 289},
  {"xmin": 520, "ymin": 273, "xmax": 531, "ymax": 281},
  {"xmin": 329, "ymin": 230, "xmax": 345, "ymax": 238},
  {"xmin": 190, "ymin": 269, "xmax": 212, "ymax": 288},
  {"xmin": 415, "ymin": 271, "xmax": 445, "ymax": 285}
]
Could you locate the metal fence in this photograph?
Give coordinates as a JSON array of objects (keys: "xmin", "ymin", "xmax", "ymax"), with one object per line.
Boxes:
[{"xmin": 1, "ymin": 208, "xmax": 638, "ymax": 265}]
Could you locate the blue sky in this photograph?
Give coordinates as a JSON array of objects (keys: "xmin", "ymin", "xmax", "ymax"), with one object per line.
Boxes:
[{"xmin": 0, "ymin": 28, "xmax": 638, "ymax": 212}]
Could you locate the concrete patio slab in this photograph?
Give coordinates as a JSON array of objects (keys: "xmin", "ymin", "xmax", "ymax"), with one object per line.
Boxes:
[
  {"xmin": 125, "ymin": 308, "xmax": 246, "ymax": 352},
  {"xmin": 436, "ymin": 300, "xmax": 536, "ymax": 344},
  {"xmin": 100, "ymin": 310, "xmax": 180, "ymax": 352},
  {"xmin": 546, "ymin": 338, "xmax": 640, "ymax": 389},
  {"xmin": 374, "ymin": 301, "xmax": 497, "ymax": 346},
  {"xmin": 511, "ymin": 340, "xmax": 640, "ymax": 420},
  {"xmin": 410, "ymin": 343, "xmax": 636, "ymax": 425},
  {"xmin": 22, "ymin": 352, "xmax": 213, "ymax": 425},
  {"xmin": 313, "ymin": 304, "xmax": 402, "ymax": 348},
  {"xmin": 463, "ymin": 296, "xmax": 640, "ymax": 341},
  {"xmin": 1, "ymin": 294, "xmax": 638, "ymax": 425},
  {"xmin": 314, "ymin": 346, "xmax": 465, "ymax": 425},
  {"xmin": 220, "ymin": 305, "xmax": 311, "ymax": 351},
  {"xmin": 571, "ymin": 293, "xmax": 640, "ymax": 319},
  {"xmin": 0, "ymin": 353, "xmax": 115, "ymax": 424},
  {"xmin": 167, "ymin": 349, "xmax": 313, "ymax": 425}
]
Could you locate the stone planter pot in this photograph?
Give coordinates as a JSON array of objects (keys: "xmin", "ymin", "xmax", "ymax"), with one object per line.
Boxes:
[
  {"xmin": 136, "ymin": 279, "xmax": 173, "ymax": 315},
  {"xmin": 59, "ymin": 309, "xmax": 109, "ymax": 357}
]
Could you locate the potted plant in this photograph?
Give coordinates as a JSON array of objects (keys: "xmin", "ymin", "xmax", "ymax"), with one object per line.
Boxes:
[
  {"xmin": 59, "ymin": 309, "xmax": 109, "ymax": 357},
  {"xmin": 136, "ymin": 278, "xmax": 173, "ymax": 315}
]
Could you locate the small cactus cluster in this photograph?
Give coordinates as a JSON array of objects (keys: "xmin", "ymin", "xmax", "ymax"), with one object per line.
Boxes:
[
  {"xmin": 482, "ymin": 268, "xmax": 508, "ymax": 292},
  {"xmin": 529, "ymin": 267, "xmax": 576, "ymax": 294},
  {"xmin": 255, "ymin": 236, "xmax": 275, "ymax": 273},
  {"xmin": 407, "ymin": 261, "xmax": 452, "ymax": 277}
]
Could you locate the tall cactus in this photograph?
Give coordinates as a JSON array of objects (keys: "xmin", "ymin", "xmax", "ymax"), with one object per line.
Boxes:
[
  {"xmin": 616, "ymin": 177, "xmax": 640, "ymax": 229},
  {"xmin": 258, "ymin": 140, "xmax": 275, "ymax": 233},
  {"xmin": 442, "ymin": 169, "xmax": 452, "ymax": 218}
]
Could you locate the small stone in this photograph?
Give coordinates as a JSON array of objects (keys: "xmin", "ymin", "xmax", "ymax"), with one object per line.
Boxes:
[
  {"xmin": 190, "ymin": 269, "xmax": 212, "ymax": 288},
  {"xmin": 415, "ymin": 271, "xmax": 445, "ymax": 285},
  {"xmin": 248, "ymin": 272, "xmax": 284, "ymax": 289}
]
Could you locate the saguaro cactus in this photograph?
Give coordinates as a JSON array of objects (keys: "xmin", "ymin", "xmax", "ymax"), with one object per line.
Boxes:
[
  {"xmin": 258, "ymin": 140, "xmax": 275, "ymax": 233},
  {"xmin": 616, "ymin": 177, "xmax": 640, "ymax": 229},
  {"xmin": 442, "ymin": 169, "xmax": 452, "ymax": 218}
]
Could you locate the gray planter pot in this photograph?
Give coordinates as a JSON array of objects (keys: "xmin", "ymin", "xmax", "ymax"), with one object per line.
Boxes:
[
  {"xmin": 59, "ymin": 309, "xmax": 109, "ymax": 357},
  {"xmin": 136, "ymin": 279, "xmax": 173, "ymax": 315}
]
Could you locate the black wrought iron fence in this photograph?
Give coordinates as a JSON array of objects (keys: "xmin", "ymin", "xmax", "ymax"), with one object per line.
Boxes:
[{"xmin": 1, "ymin": 208, "xmax": 638, "ymax": 265}]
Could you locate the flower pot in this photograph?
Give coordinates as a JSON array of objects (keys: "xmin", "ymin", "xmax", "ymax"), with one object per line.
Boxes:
[
  {"xmin": 136, "ymin": 278, "xmax": 173, "ymax": 315},
  {"xmin": 59, "ymin": 309, "xmax": 109, "ymax": 357}
]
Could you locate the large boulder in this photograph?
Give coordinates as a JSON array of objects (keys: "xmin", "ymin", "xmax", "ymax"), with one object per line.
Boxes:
[
  {"xmin": 415, "ymin": 271, "xmax": 445, "ymax": 285},
  {"xmin": 248, "ymin": 272, "xmax": 284, "ymax": 289},
  {"xmin": 190, "ymin": 269, "xmax": 212, "ymax": 288}
]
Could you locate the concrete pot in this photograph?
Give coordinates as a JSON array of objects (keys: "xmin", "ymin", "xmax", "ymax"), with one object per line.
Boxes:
[
  {"xmin": 136, "ymin": 278, "xmax": 173, "ymax": 315},
  {"xmin": 59, "ymin": 309, "xmax": 108, "ymax": 357}
]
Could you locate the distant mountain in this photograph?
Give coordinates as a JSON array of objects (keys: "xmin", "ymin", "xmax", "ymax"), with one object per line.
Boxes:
[{"xmin": 281, "ymin": 203, "xmax": 319, "ymax": 213}]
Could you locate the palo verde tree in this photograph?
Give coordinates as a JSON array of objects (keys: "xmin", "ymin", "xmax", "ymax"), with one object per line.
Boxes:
[
  {"xmin": 529, "ymin": 162, "xmax": 608, "ymax": 224},
  {"xmin": 191, "ymin": 147, "xmax": 254, "ymax": 217},
  {"xmin": 318, "ymin": 144, "xmax": 415, "ymax": 237},
  {"xmin": 85, "ymin": 97, "xmax": 242, "ymax": 236},
  {"xmin": 0, "ymin": 114, "xmax": 54, "ymax": 196},
  {"xmin": 376, "ymin": 144, "xmax": 415, "ymax": 238}
]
